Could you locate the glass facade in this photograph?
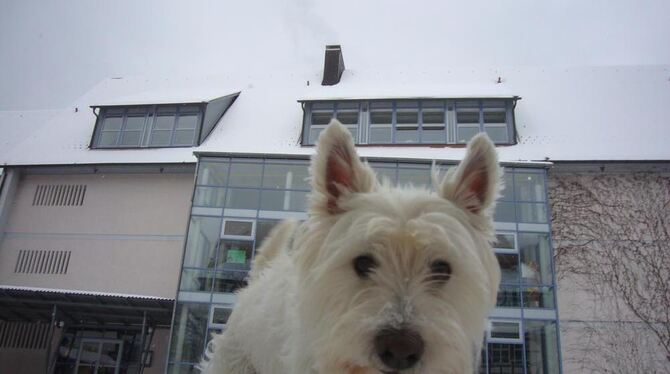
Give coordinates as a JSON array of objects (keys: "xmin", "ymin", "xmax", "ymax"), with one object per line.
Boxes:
[{"xmin": 167, "ymin": 157, "xmax": 561, "ymax": 374}]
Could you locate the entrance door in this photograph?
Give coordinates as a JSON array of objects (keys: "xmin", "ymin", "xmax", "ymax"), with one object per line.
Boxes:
[{"xmin": 74, "ymin": 338, "xmax": 123, "ymax": 374}]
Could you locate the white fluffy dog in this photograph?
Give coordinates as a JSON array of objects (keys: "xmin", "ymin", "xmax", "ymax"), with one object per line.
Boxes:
[{"xmin": 202, "ymin": 120, "xmax": 501, "ymax": 374}]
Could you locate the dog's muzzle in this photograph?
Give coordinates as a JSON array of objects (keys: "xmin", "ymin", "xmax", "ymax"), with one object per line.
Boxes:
[{"xmin": 374, "ymin": 328, "xmax": 424, "ymax": 371}]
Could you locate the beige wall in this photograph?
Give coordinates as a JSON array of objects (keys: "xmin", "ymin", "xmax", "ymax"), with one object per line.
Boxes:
[
  {"xmin": 0, "ymin": 170, "xmax": 194, "ymax": 298},
  {"xmin": 550, "ymin": 169, "xmax": 670, "ymax": 373}
]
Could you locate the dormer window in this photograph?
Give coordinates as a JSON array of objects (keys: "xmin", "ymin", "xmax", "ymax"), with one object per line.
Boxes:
[
  {"xmin": 300, "ymin": 98, "xmax": 518, "ymax": 146},
  {"xmin": 91, "ymin": 93, "xmax": 238, "ymax": 149}
]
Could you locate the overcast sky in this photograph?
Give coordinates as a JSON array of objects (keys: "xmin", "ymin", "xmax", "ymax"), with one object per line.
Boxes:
[{"xmin": 1, "ymin": 0, "xmax": 669, "ymax": 111}]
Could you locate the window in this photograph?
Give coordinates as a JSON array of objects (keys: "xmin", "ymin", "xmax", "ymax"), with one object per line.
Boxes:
[
  {"xmin": 91, "ymin": 93, "xmax": 239, "ymax": 149},
  {"xmin": 301, "ymin": 98, "xmax": 517, "ymax": 146},
  {"xmin": 209, "ymin": 304, "xmax": 233, "ymax": 329},
  {"xmin": 488, "ymin": 320, "xmax": 523, "ymax": 343}
]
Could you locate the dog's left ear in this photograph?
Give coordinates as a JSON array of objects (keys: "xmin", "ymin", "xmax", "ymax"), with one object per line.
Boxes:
[
  {"xmin": 310, "ymin": 120, "xmax": 377, "ymax": 215},
  {"xmin": 439, "ymin": 133, "xmax": 501, "ymax": 216}
]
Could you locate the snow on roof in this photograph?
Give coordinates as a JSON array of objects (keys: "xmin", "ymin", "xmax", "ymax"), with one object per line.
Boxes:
[
  {"xmin": 1, "ymin": 65, "xmax": 669, "ymax": 166},
  {"xmin": 0, "ymin": 284, "xmax": 173, "ymax": 300}
]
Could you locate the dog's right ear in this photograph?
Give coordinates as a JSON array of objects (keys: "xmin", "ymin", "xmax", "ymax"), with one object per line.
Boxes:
[
  {"xmin": 309, "ymin": 120, "xmax": 377, "ymax": 215},
  {"xmin": 438, "ymin": 133, "xmax": 501, "ymax": 217}
]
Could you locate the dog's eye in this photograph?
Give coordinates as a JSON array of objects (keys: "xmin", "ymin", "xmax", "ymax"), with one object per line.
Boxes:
[
  {"xmin": 430, "ymin": 260, "xmax": 452, "ymax": 282},
  {"xmin": 353, "ymin": 255, "xmax": 377, "ymax": 278}
]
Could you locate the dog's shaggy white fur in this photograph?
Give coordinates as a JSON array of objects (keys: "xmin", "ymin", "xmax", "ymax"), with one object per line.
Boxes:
[{"xmin": 202, "ymin": 120, "xmax": 502, "ymax": 374}]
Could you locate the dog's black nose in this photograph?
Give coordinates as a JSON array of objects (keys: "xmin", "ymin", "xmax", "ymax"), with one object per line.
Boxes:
[{"xmin": 374, "ymin": 328, "xmax": 424, "ymax": 370}]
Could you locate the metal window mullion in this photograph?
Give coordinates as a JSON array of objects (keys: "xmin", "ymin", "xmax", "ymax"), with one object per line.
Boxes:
[
  {"xmin": 417, "ymin": 101, "xmax": 423, "ymax": 143},
  {"xmin": 391, "ymin": 101, "xmax": 397, "ymax": 144},
  {"xmin": 170, "ymin": 106, "xmax": 181, "ymax": 147},
  {"xmin": 142, "ymin": 106, "xmax": 156, "ymax": 147}
]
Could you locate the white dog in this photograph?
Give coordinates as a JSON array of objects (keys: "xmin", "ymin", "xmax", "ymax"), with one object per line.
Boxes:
[{"xmin": 202, "ymin": 120, "xmax": 501, "ymax": 374}]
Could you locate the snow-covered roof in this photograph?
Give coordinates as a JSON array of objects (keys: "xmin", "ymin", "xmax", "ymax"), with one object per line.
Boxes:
[
  {"xmin": 1, "ymin": 65, "xmax": 669, "ymax": 166},
  {"xmin": 0, "ymin": 284, "xmax": 172, "ymax": 301}
]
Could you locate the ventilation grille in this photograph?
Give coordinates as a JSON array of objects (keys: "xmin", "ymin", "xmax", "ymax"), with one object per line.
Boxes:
[
  {"xmin": 14, "ymin": 250, "xmax": 71, "ymax": 274},
  {"xmin": 32, "ymin": 184, "xmax": 86, "ymax": 206},
  {"xmin": 0, "ymin": 322, "xmax": 50, "ymax": 350}
]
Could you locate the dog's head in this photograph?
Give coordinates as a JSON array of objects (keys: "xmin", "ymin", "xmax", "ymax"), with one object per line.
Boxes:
[{"xmin": 294, "ymin": 120, "xmax": 501, "ymax": 374}]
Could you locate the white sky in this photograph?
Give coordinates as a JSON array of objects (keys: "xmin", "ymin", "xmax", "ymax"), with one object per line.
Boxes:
[{"xmin": 1, "ymin": 0, "xmax": 669, "ymax": 110}]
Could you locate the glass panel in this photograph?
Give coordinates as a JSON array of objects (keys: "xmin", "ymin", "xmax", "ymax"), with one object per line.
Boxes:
[
  {"xmin": 495, "ymin": 233, "xmax": 516, "ymax": 251},
  {"xmin": 515, "ymin": 173, "xmax": 546, "ymax": 202},
  {"xmin": 337, "ymin": 101, "xmax": 358, "ymax": 110},
  {"xmin": 370, "ymin": 111, "xmax": 392, "ymax": 124},
  {"xmin": 180, "ymin": 105, "xmax": 201, "ymax": 114},
  {"xmin": 155, "ymin": 114, "xmax": 176, "ymax": 130},
  {"xmin": 150, "ymin": 130, "xmax": 172, "ymax": 146},
  {"xmin": 228, "ymin": 163, "xmax": 262, "ymax": 187},
  {"xmin": 125, "ymin": 115, "xmax": 146, "ymax": 131},
  {"xmin": 500, "ymin": 172, "xmax": 514, "ymax": 201},
  {"xmin": 311, "ymin": 111, "xmax": 333, "ymax": 125},
  {"xmin": 491, "ymin": 322, "xmax": 520, "ymax": 340},
  {"xmin": 183, "ymin": 216, "xmax": 221, "ymax": 268},
  {"xmin": 456, "ymin": 126, "xmax": 479, "ymax": 143},
  {"xmin": 485, "ymin": 126, "xmax": 509, "ymax": 143},
  {"xmin": 369, "ymin": 126, "xmax": 392, "ymax": 143},
  {"xmin": 525, "ymin": 321, "xmax": 560, "ymax": 374},
  {"xmin": 311, "ymin": 102, "xmax": 334, "ymax": 110},
  {"xmin": 308, "ymin": 127, "xmax": 324, "ymax": 144},
  {"xmin": 337, "ymin": 111, "xmax": 358, "ymax": 125},
  {"xmin": 260, "ymin": 190, "xmax": 308, "ymax": 211},
  {"xmin": 99, "ymin": 343, "xmax": 120, "ymax": 366},
  {"xmin": 157, "ymin": 106, "xmax": 177, "ymax": 114},
  {"xmin": 120, "ymin": 131, "xmax": 141, "ymax": 146},
  {"xmin": 174, "ymin": 129, "xmax": 195, "ymax": 145},
  {"xmin": 483, "ymin": 100, "xmax": 506, "ymax": 108},
  {"xmin": 517, "ymin": 203, "xmax": 548, "ymax": 223},
  {"xmin": 223, "ymin": 220, "xmax": 253, "ymax": 237},
  {"xmin": 497, "ymin": 253, "xmax": 519, "ymax": 284},
  {"xmin": 396, "ymin": 100, "xmax": 418, "ymax": 108},
  {"xmin": 484, "ymin": 111, "xmax": 507, "ymax": 123},
  {"xmin": 167, "ymin": 364, "xmax": 200, "ymax": 374},
  {"xmin": 421, "ymin": 129, "xmax": 446, "ymax": 143},
  {"xmin": 255, "ymin": 220, "xmax": 279, "ymax": 245},
  {"xmin": 488, "ymin": 343, "xmax": 524, "ymax": 374},
  {"xmin": 395, "ymin": 128, "xmax": 419, "ymax": 143},
  {"xmin": 102, "ymin": 117, "xmax": 123, "ymax": 131},
  {"xmin": 211, "ymin": 306, "xmax": 232, "ymax": 326},
  {"xmin": 217, "ymin": 240, "xmax": 253, "ymax": 269},
  {"xmin": 98, "ymin": 131, "xmax": 119, "ymax": 146},
  {"xmin": 262, "ymin": 164, "xmax": 310, "ymax": 190},
  {"xmin": 422, "ymin": 110, "xmax": 445, "ymax": 127},
  {"xmin": 177, "ymin": 114, "xmax": 199, "ymax": 130},
  {"xmin": 105, "ymin": 107, "xmax": 124, "ymax": 116},
  {"xmin": 397, "ymin": 111, "xmax": 418, "ymax": 125},
  {"xmin": 523, "ymin": 286, "xmax": 555, "ymax": 308},
  {"xmin": 519, "ymin": 233, "xmax": 552, "ymax": 285},
  {"xmin": 496, "ymin": 285, "xmax": 521, "ymax": 307},
  {"xmin": 396, "ymin": 167, "xmax": 430, "ymax": 187},
  {"xmin": 456, "ymin": 100, "xmax": 479, "ymax": 108},
  {"xmin": 169, "ymin": 303, "xmax": 209, "ymax": 364},
  {"xmin": 457, "ymin": 111, "xmax": 480, "ymax": 124},
  {"xmin": 197, "ymin": 162, "xmax": 229, "ymax": 186},
  {"xmin": 78, "ymin": 341, "xmax": 100, "ymax": 364},
  {"xmin": 494, "ymin": 202, "xmax": 516, "ymax": 222},
  {"xmin": 211, "ymin": 270, "xmax": 247, "ymax": 293},
  {"xmin": 180, "ymin": 269, "xmax": 214, "ymax": 292},
  {"xmin": 225, "ymin": 189, "xmax": 260, "ymax": 209}
]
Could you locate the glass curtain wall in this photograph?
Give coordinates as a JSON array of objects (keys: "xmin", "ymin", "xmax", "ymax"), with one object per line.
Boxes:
[{"xmin": 167, "ymin": 157, "xmax": 561, "ymax": 374}]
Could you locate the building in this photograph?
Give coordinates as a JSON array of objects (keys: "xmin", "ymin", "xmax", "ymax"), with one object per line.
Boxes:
[{"xmin": 1, "ymin": 42, "xmax": 669, "ymax": 373}]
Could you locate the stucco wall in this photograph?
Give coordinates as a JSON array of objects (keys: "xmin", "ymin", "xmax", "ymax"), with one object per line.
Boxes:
[
  {"xmin": 0, "ymin": 170, "xmax": 194, "ymax": 298},
  {"xmin": 549, "ymin": 170, "xmax": 670, "ymax": 373}
]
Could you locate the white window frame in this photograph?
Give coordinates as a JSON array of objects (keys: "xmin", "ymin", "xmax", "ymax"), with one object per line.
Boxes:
[
  {"xmin": 494, "ymin": 231, "xmax": 518, "ymax": 254},
  {"xmin": 209, "ymin": 303, "xmax": 234, "ymax": 329},
  {"xmin": 488, "ymin": 319, "xmax": 523, "ymax": 344},
  {"xmin": 221, "ymin": 219, "xmax": 256, "ymax": 240}
]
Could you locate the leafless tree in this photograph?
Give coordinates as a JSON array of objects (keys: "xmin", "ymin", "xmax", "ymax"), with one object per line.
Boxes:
[{"xmin": 549, "ymin": 171, "xmax": 670, "ymax": 372}]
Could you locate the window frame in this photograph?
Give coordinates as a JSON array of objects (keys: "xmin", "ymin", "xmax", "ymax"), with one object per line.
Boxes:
[
  {"xmin": 91, "ymin": 104, "xmax": 206, "ymax": 149},
  {"xmin": 488, "ymin": 320, "xmax": 523, "ymax": 344},
  {"xmin": 301, "ymin": 98, "xmax": 517, "ymax": 146},
  {"xmin": 208, "ymin": 303, "xmax": 234, "ymax": 329}
]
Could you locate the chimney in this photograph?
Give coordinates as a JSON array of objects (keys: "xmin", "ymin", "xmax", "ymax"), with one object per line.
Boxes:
[{"xmin": 321, "ymin": 45, "xmax": 345, "ymax": 86}]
